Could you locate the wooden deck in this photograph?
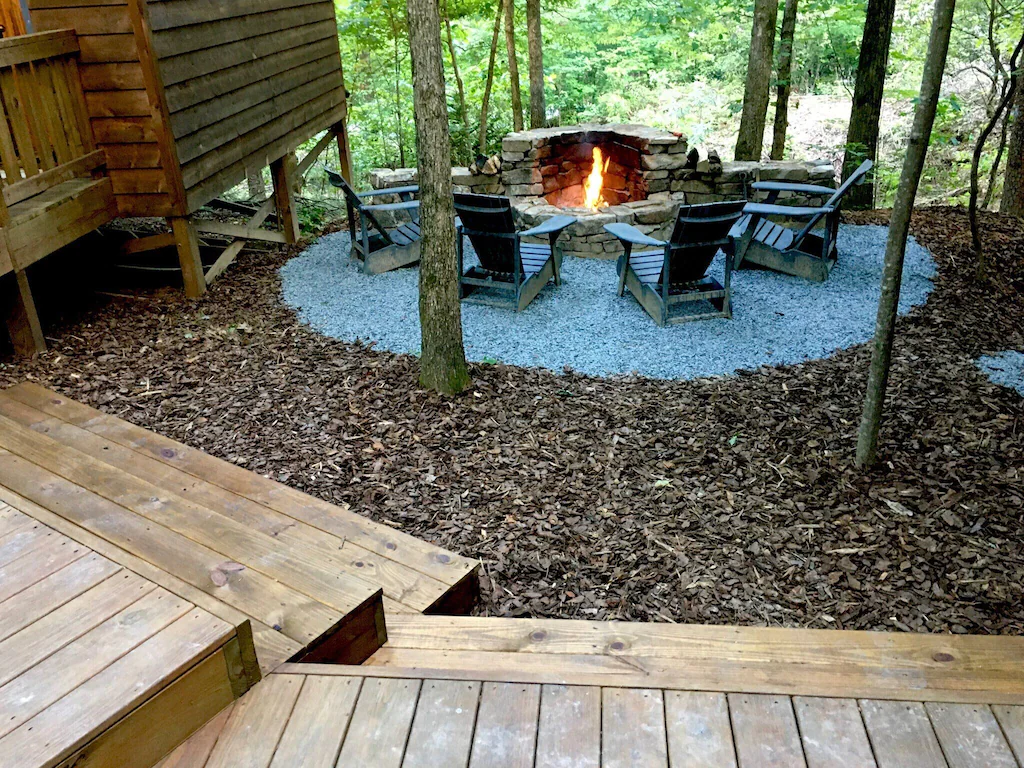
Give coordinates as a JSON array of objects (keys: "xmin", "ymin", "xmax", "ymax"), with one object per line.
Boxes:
[
  {"xmin": 0, "ymin": 383, "xmax": 480, "ymax": 673},
  {"xmin": 157, "ymin": 662, "xmax": 1024, "ymax": 768},
  {"xmin": 0, "ymin": 500, "xmax": 259, "ymax": 768}
]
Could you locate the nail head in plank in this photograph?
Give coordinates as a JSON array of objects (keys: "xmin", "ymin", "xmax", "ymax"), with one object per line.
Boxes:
[
  {"xmin": 602, "ymin": 687, "xmax": 669, "ymax": 768},
  {"xmin": 793, "ymin": 697, "xmax": 877, "ymax": 768},
  {"xmin": 469, "ymin": 682, "xmax": 541, "ymax": 768},
  {"xmin": 859, "ymin": 700, "xmax": 949, "ymax": 768},
  {"xmin": 728, "ymin": 693, "xmax": 807, "ymax": 768},
  {"xmin": 665, "ymin": 691, "xmax": 737, "ymax": 768},
  {"xmin": 535, "ymin": 684, "xmax": 600, "ymax": 768},
  {"xmin": 925, "ymin": 702, "xmax": 1017, "ymax": 768}
]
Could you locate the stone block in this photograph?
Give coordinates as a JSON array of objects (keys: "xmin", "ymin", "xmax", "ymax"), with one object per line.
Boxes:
[
  {"xmin": 759, "ymin": 161, "xmax": 810, "ymax": 181},
  {"xmin": 632, "ymin": 202, "xmax": 676, "ymax": 224},
  {"xmin": 504, "ymin": 167, "xmax": 543, "ymax": 184},
  {"xmin": 642, "ymin": 153, "xmax": 686, "ymax": 171},
  {"xmin": 719, "ymin": 161, "xmax": 760, "ymax": 183},
  {"xmin": 571, "ymin": 213, "xmax": 615, "ymax": 235},
  {"xmin": 671, "ymin": 179, "xmax": 716, "ymax": 194},
  {"xmin": 647, "ymin": 178, "xmax": 670, "ymax": 193},
  {"xmin": 508, "ymin": 183, "xmax": 544, "ymax": 197},
  {"xmin": 502, "ymin": 137, "xmax": 534, "ymax": 152}
]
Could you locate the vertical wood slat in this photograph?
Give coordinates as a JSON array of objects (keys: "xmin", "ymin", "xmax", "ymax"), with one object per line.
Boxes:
[
  {"xmin": 665, "ymin": 691, "xmax": 737, "ymax": 768},
  {"xmin": 12, "ymin": 63, "xmax": 54, "ymax": 170},
  {"xmin": 729, "ymin": 693, "xmax": 808, "ymax": 768},
  {"xmin": 535, "ymin": 684, "xmax": 601, "ymax": 768},
  {"xmin": 859, "ymin": 700, "xmax": 949, "ymax": 768},
  {"xmin": 924, "ymin": 703, "xmax": 1018, "ymax": 768},
  {"xmin": 0, "ymin": 67, "xmax": 38, "ymax": 176},
  {"xmin": 793, "ymin": 697, "xmax": 877, "ymax": 768}
]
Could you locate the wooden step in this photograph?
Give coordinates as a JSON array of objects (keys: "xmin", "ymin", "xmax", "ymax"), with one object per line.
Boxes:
[
  {"xmin": 356, "ymin": 614, "xmax": 1024, "ymax": 705},
  {"xmin": 0, "ymin": 383, "xmax": 483, "ymax": 674},
  {"xmin": 159, "ymin": 663, "xmax": 1024, "ymax": 768},
  {"xmin": 0, "ymin": 509, "xmax": 259, "ymax": 768}
]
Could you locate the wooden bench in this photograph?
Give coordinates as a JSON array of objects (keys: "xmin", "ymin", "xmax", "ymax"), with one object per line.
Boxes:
[{"xmin": 0, "ymin": 30, "xmax": 117, "ymax": 356}]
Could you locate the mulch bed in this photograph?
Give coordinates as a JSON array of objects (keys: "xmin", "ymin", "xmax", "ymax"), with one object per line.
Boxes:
[{"xmin": 2, "ymin": 206, "xmax": 1022, "ymax": 634}]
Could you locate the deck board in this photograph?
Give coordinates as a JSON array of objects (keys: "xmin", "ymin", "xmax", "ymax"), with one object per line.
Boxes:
[
  {"xmin": 179, "ymin": 666, "xmax": 1024, "ymax": 768},
  {"xmin": 0, "ymin": 507, "xmax": 258, "ymax": 768}
]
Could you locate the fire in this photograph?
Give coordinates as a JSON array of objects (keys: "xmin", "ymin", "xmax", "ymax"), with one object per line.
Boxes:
[{"xmin": 582, "ymin": 146, "xmax": 610, "ymax": 211}]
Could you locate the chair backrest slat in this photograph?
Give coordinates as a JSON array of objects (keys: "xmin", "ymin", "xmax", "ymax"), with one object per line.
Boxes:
[
  {"xmin": 325, "ymin": 167, "xmax": 393, "ymax": 245},
  {"xmin": 664, "ymin": 200, "xmax": 747, "ymax": 284},
  {"xmin": 791, "ymin": 159, "xmax": 873, "ymax": 246},
  {"xmin": 454, "ymin": 193, "xmax": 518, "ymax": 273}
]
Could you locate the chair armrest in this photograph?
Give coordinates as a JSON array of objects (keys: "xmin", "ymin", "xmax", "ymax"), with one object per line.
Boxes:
[
  {"xmin": 743, "ymin": 202, "xmax": 835, "ymax": 218},
  {"xmin": 363, "ymin": 200, "xmax": 421, "ymax": 212},
  {"xmin": 603, "ymin": 222, "xmax": 666, "ymax": 247},
  {"xmin": 520, "ymin": 214, "xmax": 577, "ymax": 238},
  {"xmin": 750, "ymin": 181, "xmax": 837, "ymax": 196},
  {"xmin": 358, "ymin": 184, "xmax": 419, "ymax": 198}
]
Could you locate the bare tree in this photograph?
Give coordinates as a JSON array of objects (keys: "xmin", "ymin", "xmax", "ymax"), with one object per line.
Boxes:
[
  {"xmin": 735, "ymin": 0, "xmax": 779, "ymax": 161},
  {"xmin": 843, "ymin": 0, "xmax": 897, "ymax": 210},
  {"xmin": 504, "ymin": 0, "xmax": 524, "ymax": 132},
  {"xmin": 771, "ymin": 0, "xmax": 799, "ymax": 160},
  {"xmin": 856, "ymin": 0, "xmax": 957, "ymax": 468},
  {"xmin": 441, "ymin": 0, "xmax": 471, "ymax": 162},
  {"xmin": 405, "ymin": 0, "xmax": 471, "ymax": 394},
  {"xmin": 479, "ymin": 0, "xmax": 503, "ymax": 154},
  {"xmin": 526, "ymin": 0, "xmax": 545, "ymax": 128},
  {"xmin": 1002, "ymin": 52, "xmax": 1024, "ymax": 215}
]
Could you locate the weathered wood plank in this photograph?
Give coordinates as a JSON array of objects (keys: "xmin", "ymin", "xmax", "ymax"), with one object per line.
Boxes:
[
  {"xmin": 204, "ymin": 675, "xmax": 304, "ymax": 768},
  {"xmin": 664, "ymin": 691, "xmax": 737, "ymax": 768},
  {"xmin": 793, "ymin": 697, "xmax": 877, "ymax": 768},
  {"xmin": 925, "ymin": 702, "xmax": 1017, "ymax": 768},
  {"xmin": 468, "ymin": 682, "xmax": 541, "ymax": 768},
  {"xmin": 153, "ymin": 704, "xmax": 234, "ymax": 768},
  {"xmin": 992, "ymin": 706, "xmax": 1024, "ymax": 765},
  {"xmin": 269, "ymin": 676, "xmax": 361, "ymax": 768},
  {"xmin": 859, "ymin": 700, "xmax": 949, "ymax": 768},
  {"xmin": 602, "ymin": 687, "xmax": 669, "ymax": 768},
  {"xmin": 0, "ymin": 527, "xmax": 87, "ymax": 602},
  {"xmin": 403, "ymin": 679, "xmax": 481, "ymax": 768},
  {"xmin": 728, "ymin": 694, "xmax": 807, "ymax": 768},
  {"xmin": 336, "ymin": 677, "xmax": 421, "ymax": 767},
  {"xmin": 535, "ymin": 685, "xmax": 600, "ymax": 768}
]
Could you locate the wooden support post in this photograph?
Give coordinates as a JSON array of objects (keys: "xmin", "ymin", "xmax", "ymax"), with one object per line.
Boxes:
[
  {"xmin": 3, "ymin": 269, "xmax": 46, "ymax": 356},
  {"xmin": 169, "ymin": 217, "xmax": 206, "ymax": 298},
  {"xmin": 271, "ymin": 152, "xmax": 300, "ymax": 245},
  {"xmin": 333, "ymin": 120, "xmax": 354, "ymax": 183}
]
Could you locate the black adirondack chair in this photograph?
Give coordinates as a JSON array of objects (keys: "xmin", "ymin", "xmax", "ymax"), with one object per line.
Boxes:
[
  {"xmin": 734, "ymin": 159, "xmax": 873, "ymax": 282},
  {"xmin": 325, "ymin": 167, "xmax": 422, "ymax": 274},
  {"xmin": 603, "ymin": 200, "xmax": 747, "ymax": 326},
  {"xmin": 454, "ymin": 193, "xmax": 576, "ymax": 311}
]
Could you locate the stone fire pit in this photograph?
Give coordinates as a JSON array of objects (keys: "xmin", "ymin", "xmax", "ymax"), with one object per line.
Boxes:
[{"xmin": 368, "ymin": 124, "xmax": 837, "ymax": 260}]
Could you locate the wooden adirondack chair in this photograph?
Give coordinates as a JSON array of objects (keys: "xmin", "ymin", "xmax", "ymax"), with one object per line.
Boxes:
[
  {"xmin": 604, "ymin": 201, "xmax": 747, "ymax": 326},
  {"xmin": 454, "ymin": 193, "xmax": 576, "ymax": 311},
  {"xmin": 325, "ymin": 167, "xmax": 422, "ymax": 274},
  {"xmin": 734, "ymin": 159, "xmax": 873, "ymax": 282}
]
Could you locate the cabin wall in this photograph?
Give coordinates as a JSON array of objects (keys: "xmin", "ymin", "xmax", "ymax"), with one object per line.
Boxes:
[
  {"xmin": 28, "ymin": 0, "xmax": 179, "ymax": 217},
  {"xmin": 146, "ymin": 0, "xmax": 347, "ymax": 213}
]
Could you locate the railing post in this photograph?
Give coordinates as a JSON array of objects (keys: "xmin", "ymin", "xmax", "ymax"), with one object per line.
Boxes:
[
  {"xmin": 169, "ymin": 217, "xmax": 206, "ymax": 298},
  {"xmin": 3, "ymin": 268, "xmax": 45, "ymax": 355},
  {"xmin": 271, "ymin": 152, "xmax": 300, "ymax": 245}
]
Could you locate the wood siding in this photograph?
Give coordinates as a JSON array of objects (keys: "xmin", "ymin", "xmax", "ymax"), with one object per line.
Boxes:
[
  {"xmin": 147, "ymin": 0, "xmax": 346, "ymax": 212},
  {"xmin": 28, "ymin": 0, "xmax": 346, "ymax": 217}
]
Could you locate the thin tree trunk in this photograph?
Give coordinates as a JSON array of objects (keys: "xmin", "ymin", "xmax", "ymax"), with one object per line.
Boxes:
[
  {"xmin": 405, "ymin": 0, "xmax": 470, "ymax": 395},
  {"xmin": 386, "ymin": 5, "xmax": 407, "ymax": 167},
  {"xmin": 479, "ymin": 0, "xmax": 503, "ymax": 154},
  {"xmin": 526, "ymin": 0, "xmax": 545, "ymax": 129},
  {"xmin": 735, "ymin": 0, "xmax": 779, "ymax": 161},
  {"xmin": 246, "ymin": 165, "xmax": 266, "ymax": 200},
  {"xmin": 770, "ymin": 0, "xmax": 798, "ymax": 160},
  {"xmin": 442, "ymin": 0, "xmax": 471, "ymax": 163},
  {"xmin": 970, "ymin": 32, "xmax": 1024, "ymax": 279},
  {"xmin": 855, "ymin": 0, "xmax": 956, "ymax": 468},
  {"xmin": 504, "ymin": 0, "xmax": 524, "ymax": 132},
  {"xmin": 843, "ymin": 0, "xmax": 897, "ymax": 210},
  {"xmin": 1002, "ymin": 80, "xmax": 1024, "ymax": 216},
  {"xmin": 982, "ymin": 109, "xmax": 1010, "ymax": 209}
]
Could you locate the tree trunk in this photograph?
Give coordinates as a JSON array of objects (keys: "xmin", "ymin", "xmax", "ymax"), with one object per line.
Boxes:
[
  {"xmin": 843, "ymin": 0, "xmax": 897, "ymax": 210},
  {"xmin": 855, "ymin": 0, "xmax": 956, "ymax": 468},
  {"xmin": 405, "ymin": 0, "xmax": 470, "ymax": 395},
  {"xmin": 504, "ymin": 0, "xmax": 524, "ymax": 132},
  {"xmin": 246, "ymin": 165, "xmax": 266, "ymax": 200},
  {"xmin": 526, "ymin": 0, "xmax": 545, "ymax": 129},
  {"xmin": 1002, "ymin": 82, "xmax": 1024, "ymax": 216},
  {"xmin": 479, "ymin": 0, "xmax": 503, "ymax": 154},
  {"xmin": 770, "ymin": 0, "xmax": 798, "ymax": 160},
  {"xmin": 442, "ymin": 0, "xmax": 471, "ymax": 164},
  {"xmin": 734, "ymin": 0, "xmax": 779, "ymax": 161}
]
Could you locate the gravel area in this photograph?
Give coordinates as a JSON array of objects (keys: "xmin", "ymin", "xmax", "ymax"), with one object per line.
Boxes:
[
  {"xmin": 977, "ymin": 350, "xmax": 1024, "ymax": 396},
  {"xmin": 281, "ymin": 224, "xmax": 935, "ymax": 379}
]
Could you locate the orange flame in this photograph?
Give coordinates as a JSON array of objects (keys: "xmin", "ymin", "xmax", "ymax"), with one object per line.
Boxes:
[{"xmin": 582, "ymin": 147, "xmax": 609, "ymax": 211}]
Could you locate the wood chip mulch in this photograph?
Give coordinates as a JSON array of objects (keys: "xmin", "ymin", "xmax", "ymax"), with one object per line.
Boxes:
[{"xmin": 2, "ymin": 207, "xmax": 1022, "ymax": 634}]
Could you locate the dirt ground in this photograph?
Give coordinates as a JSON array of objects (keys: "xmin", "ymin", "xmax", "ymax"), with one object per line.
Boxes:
[{"xmin": 2, "ymin": 207, "xmax": 1022, "ymax": 635}]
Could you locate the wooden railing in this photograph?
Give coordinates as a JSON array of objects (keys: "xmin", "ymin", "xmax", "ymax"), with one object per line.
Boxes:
[{"xmin": 0, "ymin": 29, "xmax": 103, "ymax": 221}]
